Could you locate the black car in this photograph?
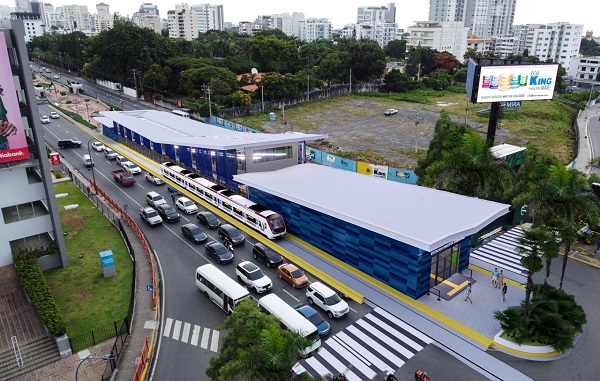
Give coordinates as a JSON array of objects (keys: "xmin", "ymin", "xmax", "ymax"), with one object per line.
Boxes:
[
  {"xmin": 252, "ymin": 243, "xmax": 284, "ymax": 268},
  {"xmin": 181, "ymin": 223, "xmax": 208, "ymax": 244},
  {"xmin": 196, "ymin": 211, "xmax": 220, "ymax": 229},
  {"xmin": 205, "ymin": 241, "xmax": 234, "ymax": 264},
  {"xmin": 58, "ymin": 138, "xmax": 82, "ymax": 148},
  {"xmin": 218, "ymin": 224, "xmax": 245, "ymax": 246},
  {"xmin": 156, "ymin": 204, "xmax": 180, "ymax": 223}
]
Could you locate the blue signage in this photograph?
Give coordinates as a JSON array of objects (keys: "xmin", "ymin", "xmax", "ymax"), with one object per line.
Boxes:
[
  {"xmin": 146, "ymin": 285, "xmax": 153, "ymax": 291},
  {"xmin": 387, "ymin": 167, "xmax": 418, "ymax": 184},
  {"xmin": 99, "ymin": 250, "xmax": 115, "ymax": 268},
  {"xmin": 503, "ymin": 101, "xmax": 522, "ymax": 108}
]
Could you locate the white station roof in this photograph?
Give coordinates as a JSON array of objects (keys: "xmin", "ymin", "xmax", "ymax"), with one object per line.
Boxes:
[
  {"xmin": 96, "ymin": 110, "xmax": 326, "ymax": 150},
  {"xmin": 234, "ymin": 164, "xmax": 510, "ymax": 252},
  {"xmin": 490, "ymin": 143, "xmax": 526, "ymax": 159}
]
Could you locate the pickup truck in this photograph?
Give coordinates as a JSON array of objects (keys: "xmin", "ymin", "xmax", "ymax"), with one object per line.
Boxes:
[{"xmin": 112, "ymin": 169, "xmax": 136, "ymax": 186}]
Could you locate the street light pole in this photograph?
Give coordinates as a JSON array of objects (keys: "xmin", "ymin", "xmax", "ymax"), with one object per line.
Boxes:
[
  {"xmin": 86, "ymin": 138, "xmax": 98, "ymax": 194},
  {"xmin": 414, "ymin": 113, "xmax": 420, "ymax": 153}
]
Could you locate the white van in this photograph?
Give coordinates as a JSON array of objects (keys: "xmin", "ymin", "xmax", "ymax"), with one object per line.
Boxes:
[
  {"xmin": 196, "ymin": 264, "xmax": 251, "ymax": 313},
  {"xmin": 172, "ymin": 109, "xmax": 190, "ymax": 118},
  {"xmin": 83, "ymin": 154, "xmax": 94, "ymax": 168},
  {"xmin": 258, "ymin": 294, "xmax": 321, "ymax": 357}
]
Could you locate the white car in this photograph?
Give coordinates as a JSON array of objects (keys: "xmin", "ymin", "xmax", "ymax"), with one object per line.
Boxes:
[
  {"xmin": 91, "ymin": 141, "xmax": 105, "ymax": 152},
  {"xmin": 122, "ymin": 161, "xmax": 142, "ymax": 174},
  {"xmin": 52, "ymin": 74, "xmax": 60, "ymax": 79},
  {"xmin": 306, "ymin": 282, "xmax": 349, "ymax": 318},
  {"xmin": 40, "ymin": 115, "xmax": 50, "ymax": 124},
  {"xmin": 115, "ymin": 155, "xmax": 127, "ymax": 167},
  {"xmin": 145, "ymin": 172, "xmax": 164, "ymax": 185},
  {"xmin": 49, "ymin": 111, "xmax": 59, "ymax": 119},
  {"xmin": 236, "ymin": 261, "xmax": 272, "ymax": 293},
  {"xmin": 104, "ymin": 148, "xmax": 119, "ymax": 160},
  {"xmin": 175, "ymin": 197, "xmax": 198, "ymax": 214},
  {"xmin": 384, "ymin": 108, "xmax": 398, "ymax": 116},
  {"xmin": 139, "ymin": 206, "xmax": 163, "ymax": 226}
]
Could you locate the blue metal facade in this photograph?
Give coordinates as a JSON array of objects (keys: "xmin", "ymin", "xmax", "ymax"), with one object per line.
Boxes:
[{"xmin": 249, "ymin": 187, "xmax": 471, "ymax": 299}]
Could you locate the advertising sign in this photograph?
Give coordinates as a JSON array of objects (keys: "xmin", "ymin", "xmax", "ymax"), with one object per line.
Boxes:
[
  {"xmin": 49, "ymin": 152, "xmax": 61, "ymax": 165},
  {"xmin": 0, "ymin": 32, "xmax": 30, "ymax": 163},
  {"xmin": 323, "ymin": 153, "xmax": 357, "ymax": 172},
  {"xmin": 387, "ymin": 167, "xmax": 418, "ymax": 184},
  {"xmin": 357, "ymin": 162, "xmax": 388, "ymax": 179},
  {"xmin": 476, "ymin": 64, "xmax": 558, "ymax": 103}
]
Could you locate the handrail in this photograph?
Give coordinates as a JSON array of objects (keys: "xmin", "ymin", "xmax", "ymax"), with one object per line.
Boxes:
[
  {"xmin": 427, "ymin": 287, "xmax": 441, "ymax": 301},
  {"xmin": 11, "ymin": 336, "xmax": 24, "ymax": 368}
]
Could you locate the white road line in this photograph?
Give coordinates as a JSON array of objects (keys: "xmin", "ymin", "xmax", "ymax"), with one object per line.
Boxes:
[
  {"xmin": 190, "ymin": 325, "xmax": 200, "ymax": 346},
  {"xmin": 282, "ymin": 289, "xmax": 300, "ymax": 302},
  {"xmin": 349, "ymin": 307, "xmax": 358, "ymax": 313},
  {"xmin": 210, "ymin": 330, "xmax": 219, "ymax": 352},
  {"xmin": 181, "ymin": 322, "xmax": 191, "ymax": 343},
  {"xmin": 163, "ymin": 318, "xmax": 173, "ymax": 337},
  {"xmin": 200, "ymin": 327, "xmax": 211, "ymax": 349},
  {"xmin": 172, "ymin": 320, "xmax": 182, "ymax": 340}
]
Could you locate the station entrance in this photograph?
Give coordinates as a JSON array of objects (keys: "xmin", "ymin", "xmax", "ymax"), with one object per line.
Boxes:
[{"xmin": 430, "ymin": 244, "xmax": 460, "ymax": 288}]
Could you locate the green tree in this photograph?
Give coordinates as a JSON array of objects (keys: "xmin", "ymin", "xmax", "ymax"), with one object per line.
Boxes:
[
  {"xmin": 178, "ymin": 66, "xmax": 238, "ymax": 99},
  {"xmin": 463, "ymin": 48, "xmax": 481, "ymax": 61},
  {"xmin": 141, "ymin": 64, "xmax": 171, "ymax": 94},
  {"xmin": 383, "ymin": 70, "xmax": 417, "ymax": 92},
  {"xmin": 406, "ymin": 46, "xmax": 438, "ymax": 79},
  {"xmin": 249, "ymin": 35, "xmax": 301, "ymax": 73},
  {"xmin": 206, "ymin": 299, "xmax": 310, "ymax": 381},
  {"xmin": 299, "ymin": 40, "xmax": 335, "ymax": 69},
  {"xmin": 349, "ymin": 40, "xmax": 387, "ymax": 81},
  {"xmin": 421, "ymin": 69, "xmax": 452, "ymax": 90},
  {"xmin": 580, "ymin": 38, "xmax": 600, "ymax": 56},
  {"xmin": 516, "ymin": 227, "xmax": 547, "ymax": 324},
  {"xmin": 318, "ymin": 51, "xmax": 351, "ymax": 84},
  {"xmin": 453, "ymin": 67, "xmax": 468, "ymax": 83},
  {"xmin": 384, "ymin": 39, "xmax": 407, "ymax": 59}
]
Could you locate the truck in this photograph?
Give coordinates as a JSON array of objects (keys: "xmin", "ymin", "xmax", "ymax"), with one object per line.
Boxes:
[{"xmin": 112, "ymin": 169, "xmax": 136, "ymax": 187}]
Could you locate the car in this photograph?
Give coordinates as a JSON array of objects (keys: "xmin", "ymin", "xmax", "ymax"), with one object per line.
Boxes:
[
  {"xmin": 235, "ymin": 261, "xmax": 272, "ymax": 294},
  {"xmin": 145, "ymin": 172, "xmax": 164, "ymax": 185},
  {"xmin": 91, "ymin": 141, "xmax": 105, "ymax": 152},
  {"xmin": 277, "ymin": 263, "xmax": 309, "ymax": 289},
  {"xmin": 44, "ymin": 68, "xmax": 51, "ymax": 73},
  {"xmin": 196, "ymin": 211, "xmax": 220, "ymax": 229},
  {"xmin": 49, "ymin": 111, "xmax": 59, "ymax": 119},
  {"xmin": 293, "ymin": 304, "xmax": 330, "ymax": 337},
  {"xmin": 205, "ymin": 241, "xmax": 234, "ymax": 264},
  {"xmin": 175, "ymin": 197, "xmax": 198, "ymax": 214},
  {"xmin": 115, "ymin": 155, "xmax": 128, "ymax": 167},
  {"xmin": 57, "ymin": 138, "xmax": 82, "ymax": 148},
  {"xmin": 104, "ymin": 148, "xmax": 119, "ymax": 160},
  {"xmin": 139, "ymin": 206, "xmax": 163, "ymax": 226},
  {"xmin": 52, "ymin": 74, "xmax": 60, "ymax": 79},
  {"xmin": 218, "ymin": 223, "xmax": 245, "ymax": 246},
  {"xmin": 252, "ymin": 243, "xmax": 284, "ymax": 268},
  {"xmin": 122, "ymin": 162, "xmax": 142, "ymax": 174},
  {"xmin": 40, "ymin": 115, "xmax": 50, "ymax": 124},
  {"xmin": 156, "ymin": 204, "xmax": 180, "ymax": 223},
  {"xmin": 181, "ymin": 223, "xmax": 208, "ymax": 243},
  {"xmin": 146, "ymin": 191, "xmax": 168, "ymax": 209},
  {"xmin": 306, "ymin": 282, "xmax": 350, "ymax": 318},
  {"xmin": 384, "ymin": 108, "xmax": 398, "ymax": 116}
]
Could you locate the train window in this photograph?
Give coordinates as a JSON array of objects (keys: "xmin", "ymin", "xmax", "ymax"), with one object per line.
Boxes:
[
  {"xmin": 234, "ymin": 208, "xmax": 243, "ymax": 217},
  {"xmin": 246, "ymin": 215, "xmax": 257, "ymax": 224},
  {"xmin": 198, "ymin": 189, "xmax": 204, "ymax": 196},
  {"xmin": 190, "ymin": 184, "xmax": 196, "ymax": 191},
  {"xmin": 205, "ymin": 193, "xmax": 213, "ymax": 200},
  {"xmin": 222, "ymin": 202, "xmax": 232, "ymax": 211}
]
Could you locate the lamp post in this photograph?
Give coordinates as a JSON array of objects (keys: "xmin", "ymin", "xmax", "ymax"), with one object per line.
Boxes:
[
  {"xmin": 414, "ymin": 112, "xmax": 421, "ymax": 153},
  {"xmin": 86, "ymin": 138, "xmax": 98, "ymax": 194},
  {"xmin": 75, "ymin": 353, "xmax": 115, "ymax": 381},
  {"xmin": 85, "ymin": 100, "xmax": 89, "ymax": 121}
]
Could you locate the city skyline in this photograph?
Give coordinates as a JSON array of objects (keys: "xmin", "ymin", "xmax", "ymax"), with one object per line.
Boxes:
[{"xmin": 1, "ymin": 0, "xmax": 598, "ymax": 34}]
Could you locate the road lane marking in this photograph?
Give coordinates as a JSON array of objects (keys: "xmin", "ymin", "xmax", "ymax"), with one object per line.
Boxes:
[
  {"xmin": 181, "ymin": 322, "xmax": 191, "ymax": 343},
  {"xmin": 282, "ymin": 289, "xmax": 300, "ymax": 302},
  {"xmin": 163, "ymin": 318, "xmax": 173, "ymax": 337},
  {"xmin": 190, "ymin": 325, "xmax": 200, "ymax": 346},
  {"xmin": 172, "ymin": 320, "xmax": 181, "ymax": 340},
  {"xmin": 210, "ymin": 330, "xmax": 219, "ymax": 352},
  {"xmin": 201, "ymin": 327, "xmax": 211, "ymax": 349}
]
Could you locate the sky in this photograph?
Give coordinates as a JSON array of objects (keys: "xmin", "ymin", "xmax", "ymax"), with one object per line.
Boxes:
[{"xmin": 2, "ymin": 0, "xmax": 598, "ymax": 33}]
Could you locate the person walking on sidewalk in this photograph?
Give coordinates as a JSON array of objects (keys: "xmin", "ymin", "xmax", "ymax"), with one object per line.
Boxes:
[
  {"xmin": 498, "ymin": 270, "xmax": 504, "ymax": 288},
  {"xmin": 464, "ymin": 282, "xmax": 472, "ymax": 303},
  {"xmin": 501, "ymin": 283, "xmax": 507, "ymax": 302},
  {"xmin": 491, "ymin": 268, "xmax": 499, "ymax": 288}
]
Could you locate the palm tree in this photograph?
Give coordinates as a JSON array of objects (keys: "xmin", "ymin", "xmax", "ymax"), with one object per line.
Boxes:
[
  {"xmin": 516, "ymin": 164, "xmax": 599, "ymax": 290},
  {"xmin": 539, "ymin": 227, "xmax": 560, "ymax": 298},
  {"xmin": 516, "ymin": 227, "xmax": 545, "ymax": 324}
]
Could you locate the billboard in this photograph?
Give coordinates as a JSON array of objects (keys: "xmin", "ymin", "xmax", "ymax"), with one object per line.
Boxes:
[
  {"xmin": 475, "ymin": 64, "xmax": 558, "ymax": 103},
  {"xmin": 0, "ymin": 31, "xmax": 30, "ymax": 163}
]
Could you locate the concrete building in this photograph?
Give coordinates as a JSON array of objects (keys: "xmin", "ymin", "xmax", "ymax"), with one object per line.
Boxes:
[
  {"xmin": 94, "ymin": 2, "xmax": 113, "ymax": 32},
  {"xmin": 0, "ymin": 5, "xmax": 15, "ymax": 20},
  {"xmin": 56, "ymin": 4, "xmax": 90, "ymax": 31},
  {"xmin": 271, "ymin": 12, "xmax": 304, "ymax": 38},
  {"xmin": 407, "ymin": 21, "xmax": 469, "ymax": 60},
  {"xmin": 467, "ymin": 37, "xmax": 495, "ymax": 56},
  {"xmin": 518, "ymin": 22, "xmax": 584, "ymax": 71},
  {"xmin": 299, "ymin": 18, "xmax": 333, "ymax": 42},
  {"xmin": 132, "ymin": 12, "xmax": 162, "ymax": 34},
  {"xmin": 9, "ymin": 12, "xmax": 45, "ymax": 42},
  {"xmin": 0, "ymin": 20, "xmax": 68, "ymax": 268},
  {"xmin": 139, "ymin": 2, "xmax": 159, "ymax": 16},
  {"xmin": 493, "ymin": 34, "xmax": 517, "ymax": 57},
  {"xmin": 567, "ymin": 56, "xmax": 600, "ymax": 86},
  {"xmin": 15, "ymin": 0, "xmax": 31, "ymax": 13},
  {"xmin": 167, "ymin": 3, "xmax": 198, "ymax": 40},
  {"xmin": 192, "ymin": 3, "xmax": 224, "ymax": 33},
  {"xmin": 238, "ymin": 20, "xmax": 261, "ymax": 36},
  {"xmin": 357, "ymin": 3, "xmax": 396, "ymax": 24}
]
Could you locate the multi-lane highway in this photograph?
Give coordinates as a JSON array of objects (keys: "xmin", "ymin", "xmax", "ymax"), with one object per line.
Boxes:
[{"xmin": 38, "ymin": 103, "xmax": 372, "ymax": 380}]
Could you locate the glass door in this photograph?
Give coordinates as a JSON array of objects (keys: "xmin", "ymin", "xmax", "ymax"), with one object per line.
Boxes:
[{"xmin": 430, "ymin": 246, "xmax": 459, "ymax": 288}]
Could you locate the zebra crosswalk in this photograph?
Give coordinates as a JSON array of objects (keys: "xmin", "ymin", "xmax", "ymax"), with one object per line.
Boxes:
[
  {"xmin": 293, "ymin": 307, "xmax": 432, "ymax": 380},
  {"xmin": 470, "ymin": 226, "xmax": 529, "ymax": 276},
  {"xmin": 162, "ymin": 317, "xmax": 220, "ymax": 352}
]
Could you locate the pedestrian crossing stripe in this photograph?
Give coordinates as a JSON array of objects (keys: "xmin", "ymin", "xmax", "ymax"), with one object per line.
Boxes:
[
  {"xmin": 470, "ymin": 226, "xmax": 529, "ymax": 275},
  {"xmin": 163, "ymin": 317, "xmax": 220, "ymax": 352}
]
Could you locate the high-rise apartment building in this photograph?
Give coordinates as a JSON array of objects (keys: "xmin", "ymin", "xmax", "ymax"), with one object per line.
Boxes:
[
  {"xmin": 139, "ymin": 2, "xmax": 159, "ymax": 16},
  {"xmin": 56, "ymin": 4, "xmax": 90, "ymax": 31},
  {"xmin": 9, "ymin": 11, "xmax": 44, "ymax": 42},
  {"xmin": 271, "ymin": 12, "xmax": 304, "ymax": 38},
  {"xmin": 519, "ymin": 22, "xmax": 583, "ymax": 71},
  {"xmin": 132, "ymin": 12, "xmax": 162, "ymax": 34},
  {"xmin": 407, "ymin": 21, "xmax": 470, "ymax": 60},
  {"xmin": 167, "ymin": 3, "xmax": 198, "ymax": 40},
  {"xmin": 0, "ymin": 19, "xmax": 68, "ymax": 268},
  {"xmin": 299, "ymin": 18, "xmax": 333, "ymax": 42},
  {"xmin": 357, "ymin": 3, "xmax": 396, "ymax": 24},
  {"xmin": 429, "ymin": 0, "xmax": 515, "ymax": 38},
  {"xmin": 0, "ymin": 5, "xmax": 16, "ymax": 20},
  {"xmin": 15, "ymin": 0, "xmax": 31, "ymax": 12},
  {"xmin": 192, "ymin": 4, "xmax": 224, "ymax": 33},
  {"xmin": 95, "ymin": 2, "xmax": 113, "ymax": 32}
]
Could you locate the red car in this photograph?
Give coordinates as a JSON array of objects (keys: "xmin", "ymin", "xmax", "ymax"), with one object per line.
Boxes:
[{"xmin": 277, "ymin": 263, "xmax": 309, "ymax": 288}]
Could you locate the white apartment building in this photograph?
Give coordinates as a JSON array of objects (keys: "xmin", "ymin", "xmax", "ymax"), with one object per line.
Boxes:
[
  {"xmin": 467, "ymin": 37, "xmax": 495, "ymax": 56},
  {"xmin": 429, "ymin": 0, "xmax": 467, "ymax": 22},
  {"xmin": 238, "ymin": 21, "xmax": 260, "ymax": 36},
  {"xmin": 139, "ymin": 2, "xmax": 159, "ymax": 15},
  {"xmin": 132, "ymin": 12, "xmax": 162, "ymax": 34},
  {"xmin": 167, "ymin": 3, "xmax": 198, "ymax": 40},
  {"xmin": 407, "ymin": 21, "xmax": 469, "ymax": 60},
  {"xmin": 95, "ymin": 2, "xmax": 113, "ymax": 32},
  {"xmin": 493, "ymin": 34, "xmax": 517, "ymax": 57},
  {"xmin": 522, "ymin": 22, "xmax": 583, "ymax": 71},
  {"xmin": 0, "ymin": 5, "xmax": 15, "ymax": 20},
  {"xmin": 192, "ymin": 4, "xmax": 224, "ymax": 33},
  {"xmin": 57, "ymin": 4, "xmax": 90, "ymax": 31},
  {"xmin": 353, "ymin": 22, "xmax": 403, "ymax": 48},
  {"xmin": 299, "ymin": 18, "xmax": 333, "ymax": 42},
  {"xmin": 430, "ymin": 0, "xmax": 515, "ymax": 38},
  {"xmin": 271, "ymin": 12, "xmax": 304, "ymax": 38},
  {"xmin": 567, "ymin": 56, "xmax": 600, "ymax": 86},
  {"xmin": 10, "ymin": 12, "xmax": 45, "ymax": 42},
  {"xmin": 357, "ymin": 3, "xmax": 396, "ymax": 24},
  {"xmin": 15, "ymin": 0, "xmax": 31, "ymax": 12}
]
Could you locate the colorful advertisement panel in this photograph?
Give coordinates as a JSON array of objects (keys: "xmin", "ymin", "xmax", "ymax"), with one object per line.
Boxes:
[
  {"xmin": 306, "ymin": 147, "xmax": 322, "ymax": 163},
  {"xmin": 323, "ymin": 153, "xmax": 357, "ymax": 172},
  {"xmin": 387, "ymin": 167, "xmax": 418, "ymax": 184},
  {"xmin": 357, "ymin": 162, "xmax": 388, "ymax": 179},
  {"xmin": 0, "ymin": 32, "xmax": 30, "ymax": 163},
  {"xmin": 476, "ymin": 64, "xmax": 558, "ymax": 103}
]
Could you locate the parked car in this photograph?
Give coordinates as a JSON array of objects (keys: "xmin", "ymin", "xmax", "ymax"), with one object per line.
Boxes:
[
  {"xmin": 384, "ymin": 108, "xmax": 398, "ymax": 116},
  {"xmin": 122, "ymin": 162, "xmax": 141, "ymax": 174},
  {"xmin": 52, "ymin": 74, "xmax": 60, "ymax": 79},
  {"xmin": 235, "ymin": 261, "xmax": 272, "ymax": 294},
  {"xmin": 156, "ymin": 204, "xmax": 180, "ymax": 223},
  {"xmin": 175, "ymin": 197, "xmax": 198, "ymax": 214},
  {"xmin": 49, "ymin": 111, "xmax": 59, "ymax": 119},
  {"xmin": 145, "ymin": 172, "xmax": 164, "ymax": 185},
  {"xmin": 91, "ymin": 141, "xmax": 105, "ymax": 152},
  {"xmin": 218, "ymin": 223, "xmax": 245, "ymax": 246},
  {"xmin": 293, "ymin": 304, "xmax": 330, "ymax": 337},
  {"xmin": 306, "ymin": 282, "xmax": 349, "ymax": 318},
  {"xmin": 196, "ymin": 211, "xmax": 220, "ymax": 229},
  {"xmin": 181, "ymin": 223, "xmax": 208, "ymax": 243},
  {"xmin": 205, "ymin": 241, "xmax": 234, "ymax": 264},
  {"xmin": 57, "ymin": 138, "xmax": 81, "ymax": 148},
  {"xmin": 146, "ymin": 191, "xmax": 168, "ymax": 209},
  {"xmin": 104, "ymin": 148, "xmax": 119, "ymax": 160},
  {"xmin": 40, "ymin": 115, "xmax": 50, "ymax": 124},
  {"xmin": 277, "ymin": 263, "xmax": 309, "ymax": 288},
  {"xmin": 139, "ymin": 206, "xmax": 162, "ymax": 226},
  {"xmin": 252, "ymin": 243, "xmax": 283, "ymax": 268}
]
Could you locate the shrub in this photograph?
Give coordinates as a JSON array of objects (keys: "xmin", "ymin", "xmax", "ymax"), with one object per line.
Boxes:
[
  {"xmin": 66, "ymin": 100, "xmax": 72, "ymax": 104},
  {"xmin": 60, "ymin": 91, "xmax": 67, "ymax": 96}
]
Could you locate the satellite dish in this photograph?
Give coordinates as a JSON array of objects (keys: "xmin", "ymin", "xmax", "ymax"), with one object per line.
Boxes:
[{"xmin": 251, "ymin": 67, "xmax": 258, "ymax": 75}]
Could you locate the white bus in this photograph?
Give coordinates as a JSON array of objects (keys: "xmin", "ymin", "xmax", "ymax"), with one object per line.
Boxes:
[
  {"xmin": 258, "ymin": 294, "xmax": 321, "ymax": 357},
  {"xmin": 195, "ymin": 264, "xmax": 251, "ymax": 314},
  {"xmin": 172, "ymin": 109, "xmax": 190, "ymax": 118}
]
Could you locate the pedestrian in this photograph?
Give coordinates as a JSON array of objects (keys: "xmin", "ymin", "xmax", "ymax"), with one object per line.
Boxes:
[
  {"xmin": 464, "ymin": 282, "xmax": 472, "ymax": 304},
  {"xmin": 171, "ymin": 192, "xmax": 176, "ymax": 204},
  {"xmin": 415, "ymin": 369, "xmax": 431, "ymax": 381},
  {"xmin": 386, "ymin": 373, "xmax": 398, "ymax": 381},
  {"xmin": 498, "ymin": 270, "xmax": 504, "ymax": 288},
  {"xmin": 501, "ymin": 283, "xmax": 507, "ymax": 302},
  {"xmin": 491, "ymin": 268, "xmax": 499, "ymax": 287}
]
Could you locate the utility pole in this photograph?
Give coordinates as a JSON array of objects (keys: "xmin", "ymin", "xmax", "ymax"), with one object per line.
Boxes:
[
  {"xmin": 307, "ymin": 75, "xmax": 309, "ymax": 101},
  {"xmin": 414, "ymin": 112, "xmax": 420, "ymax": 153},
  {"xmin": 202, "ymin": 84, "xmax": 212, "ymax": 119},
  {"xmin": 261, "ymin": 85, "xmax": 264, "ymax": 112},
  {"xmin": 349, "ymin": 68, "xmax": 352, "ymax": 93},
  {"xmin": 131, "ymin": 69, "xmax": 139, "ymax": 99}
]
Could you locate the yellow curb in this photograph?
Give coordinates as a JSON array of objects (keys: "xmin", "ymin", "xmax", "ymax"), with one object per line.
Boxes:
[{"xmin": 492, "ymin": 341, "xmax": 561, "ymax": 358}]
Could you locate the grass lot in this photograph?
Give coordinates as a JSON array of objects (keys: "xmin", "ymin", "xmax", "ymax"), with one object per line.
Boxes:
[{"xmin": 45, "ymin": 181, "xmax": 133, "ymax": 338}]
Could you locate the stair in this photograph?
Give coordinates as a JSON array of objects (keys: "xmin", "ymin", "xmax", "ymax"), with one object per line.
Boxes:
[{"xmin": 0, "ymin": 336, "xmax": 61, "ymax": 381}]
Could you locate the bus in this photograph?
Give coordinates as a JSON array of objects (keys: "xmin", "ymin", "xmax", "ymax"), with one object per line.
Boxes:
[
  {"xmin": 195, "ymin": 264, "xmax": 251, "ymax": 314},
  {"xmin": 258, "ymin": 294, "xmax": 321, "ymax": 357},
  {"xmin": 171, "ymin": 109, "xmax": 190, "ymax": 118}
]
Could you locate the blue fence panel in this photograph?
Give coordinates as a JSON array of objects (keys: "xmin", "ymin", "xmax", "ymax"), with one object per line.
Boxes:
[
  {"xmin": 163, "ymin": 144, "xmax": 176, "ymax": 161},
  {"xmin": 141, "ymin": 137, "xmax": 151, "ymax": 149},
  {"xmin": 388, "ymin": 167, "xmax": 419, "ymax": 184},
  {"xmin": 322, "ymin": 153, "xmax": 357, "ymax": 172},
  {"xmin": 215, "ymin": 150, "xmax": 227, "ymax": 183},
  {"xmin": 178, "ymin": 146, "xmax": 192, "ymax": 168},
  {"xmin": 153, "ymin": 142, "xmax": 162, "ymax": 155},
  {"xmin": 306, "ymin": 147, "xmax": 323, "ymax": 164},
  {"xmin": 102, "ymin": 122, "xmax": 119, "ymax": 142}
]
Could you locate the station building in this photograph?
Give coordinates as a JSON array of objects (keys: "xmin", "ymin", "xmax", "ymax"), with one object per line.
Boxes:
[{"xmin": 235, "ymin": 164, "xmax": 510, "ymax": 299}]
